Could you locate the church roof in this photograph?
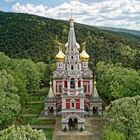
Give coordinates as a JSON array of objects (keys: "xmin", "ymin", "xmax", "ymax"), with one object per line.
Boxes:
[
  {"xmin": 93, "ymin": 85, "xmax": 99, "ymax": 98},
  {"xmin": 68, "ymin": 16, "xmax": 76, "ymax": 48},
  {"xmin": 90, "ymin": 76, "xmax": 101, "ymax": 100}
]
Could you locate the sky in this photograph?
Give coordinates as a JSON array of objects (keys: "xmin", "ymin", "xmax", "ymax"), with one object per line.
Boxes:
[{"xmin": 0, "ymin": 0, "xmax": 140, "ymax": 31}]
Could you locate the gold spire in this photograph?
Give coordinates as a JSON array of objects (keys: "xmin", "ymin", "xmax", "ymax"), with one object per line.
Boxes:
[
  {"xmin": 93, "ymin": 75, "xmax": 97, "ymax": 87},
  {"xmin": 55, "ymin": 43, "xmax": 65, "ymax": 62},
  {"xmin": 80, "ymin": 42, "xmax": 89, "ymax": 62},
  {"xmin": 70, "ymin": 8, "xmax": 74, "ymax": 21},
  {"xmin": 48, "ymin": 79, "xmax": 54, "ymax": 98},
  {"xmin": 49, "ymin": 77, "xmax": 52, "ymax": 86}
]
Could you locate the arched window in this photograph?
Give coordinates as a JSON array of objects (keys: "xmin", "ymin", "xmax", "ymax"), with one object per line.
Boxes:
[
  {"xmin": 65, "ymin": 65, "xmax": 67, "ymax": 70},
  {"xmin": 64, "ymin": 81, "xmax": 67, "ymax": 88},
  {"xmin": 71, "ymin": 99, "xmax": 75, "ymax": 108},
  {"xmin": 71, "ymin": 65, "xmax": 74, "ymax": 70},
  {"xmin": 78, "ymin": 79, "xmax": 81, "ymax": 87},
  {"xmin": 70, "ymin": 78, "xmax": 75, "ymax": 88}
]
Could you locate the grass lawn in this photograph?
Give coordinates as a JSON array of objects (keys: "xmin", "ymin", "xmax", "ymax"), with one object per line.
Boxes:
[
  {"xmin": 19, "ymin": 116, "xmax": 56, "ymax": 125},
  {"xmin": 21, "ymin": 103, "xmax": 44, "ymax": 114},
  {"xmin": 16, "ymin": 87, "xmax": 55, "ymax": 140},
  {"xmin": 28, "ymin": 95, "xmax": 46, "ymax": 102},
  {"xmin": 43, "ymin": 128, "xmax": 54, "ymax": 140}
]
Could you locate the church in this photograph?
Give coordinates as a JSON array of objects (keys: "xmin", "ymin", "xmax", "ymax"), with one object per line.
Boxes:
[{"xmin": 44, "ymin": 15, "xmax": 102, "ymax": 131}]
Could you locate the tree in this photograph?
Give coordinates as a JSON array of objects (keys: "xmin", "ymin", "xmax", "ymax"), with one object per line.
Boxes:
[
  {"xmin": 96, "ymin": 62, "xmax": 140, "ymax": 101},
  {"xmin": 0, "ymin": 125, "xmax": 46, "ymax": 140},
  {"xmin": 104, "ymin": 127, "xmax": 126, "ymax": 140},
  {"xmin": 16, "ymin": 59, "xmax": 41, "ymax": 93},
  {"xmin": 0, "ymin": 70, "xmax": 21, "ymax": 129},
  {"xmin": 104, "ymin": 96, "xmax": 140, "ymax": 140}
]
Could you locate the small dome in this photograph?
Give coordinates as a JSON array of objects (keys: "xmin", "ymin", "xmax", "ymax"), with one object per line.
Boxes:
[
  {"xmin": 70, "ymin": 16, "xmax": 74, "ymax": 21},
  {"xmin": 56, "ymin": 50, "xmax": 65, "ymax": 62},
  {"xmin": 80, "ymin": 50, "xmax": 89, "ymax": 62},
  {"xmin": 76, "ymin": 42, "xmax": 80, "ymax": 50},
  {"xmin": 65, "ymin": 42, "xmax": 68, "ymax": 48},
  {"xmin": 49, "ymin": 81, "xmax": 52, "ymax": 86}
]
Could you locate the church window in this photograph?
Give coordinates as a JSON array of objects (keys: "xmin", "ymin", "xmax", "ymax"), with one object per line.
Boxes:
[
  {"xmin": 78, "ymin": 65, "xmax": 79, "ymax": 70},
  {"xmin": 71, "ymin": 99, "xmax": 75, "ymax": 108},
  {"xmin": 71, "ymin": 65, "xmax": 74, "ymax": 70},
  {"xmin": 84, "ymin": 85, "xmax": 87, "ymax": 92},
  {"xmin": 64, "ymin": 81, "xmax": 67, "ymax": 88},
  {"xmin": 70, "ymin": 78, "xmax": 75, "ymax": 88},
  {"xmin": 59, "ymin": 85, "xmax": 62, "ymax": 93},
  {"xmin": 72, "ymin": 102, "xmax": 74, "ymax": 107},
  {"xmin": 78, "ymin": 80, "xmax": 81, "ymax": 87}
]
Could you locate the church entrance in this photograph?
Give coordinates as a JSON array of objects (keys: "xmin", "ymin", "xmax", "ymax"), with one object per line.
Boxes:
[
  {"xmin": 93, "ymin": 106, "xmax": 98, "ymax": 115},
  {"xmin": 48, "ymin": 107, "xmax": 54, "ymax": 115},
  {"xmin": 68, "ymin": 118, "xmax": 78, "ymax": 130}
]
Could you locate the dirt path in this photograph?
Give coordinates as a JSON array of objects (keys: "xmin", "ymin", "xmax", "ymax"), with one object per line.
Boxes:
[{"xmin": 53, "ymin": 117, "xmax": 105, "ymax": 140}]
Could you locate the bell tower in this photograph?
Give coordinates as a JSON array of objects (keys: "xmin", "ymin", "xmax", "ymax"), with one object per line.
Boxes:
[{"xmin": 61, "ymin": 15, "xmax": 85, "ymax": 130}]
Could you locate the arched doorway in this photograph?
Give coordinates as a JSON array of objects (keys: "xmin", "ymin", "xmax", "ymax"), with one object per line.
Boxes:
[
  {"xmin": 93, "ymin": 106, "xmax": 98, "ymax": 115},
  {"xmin": 68, "ymin": 118, "xmax": 78, "ymax": 130},
  {"xmin": 48, "ymin": 106, "xmax": 54, "ymax": 115}
]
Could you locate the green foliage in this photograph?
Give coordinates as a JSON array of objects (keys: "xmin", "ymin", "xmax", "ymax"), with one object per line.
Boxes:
[
  {"xmin": 104, "ymin": 127, "xmax": 126, "ymax": 140},
  {"xmin": 16, "ymin": 59, "xmax": 41, "ymax": 93},
  {"xmin": 0, "ymin": 70, "xmax": 21, "ymax": 129},
  {"xmin": 0, "ymin": 52, "xmax": 49, "ymax": 128},
  {"xmin": 43, "ymin": 129, "xmax": 54, "ymax": 140},
  {"xmin": 0, "ymin": 12, "xmax": 140, "ymax": 69},
  {"xmin": 21, "ymin": 103, "xmax": 44, "ymax": 114},
  {"xmin": 96, "ymin": 62, "xmax": 140, "ymax": 101},
  {"xmin": 19, "ymin": 116, "xmax": 56, "ymax": 125},
  {"xmin": 0, "ymin": 125, "xmax": 46, "ymax": 140},
  {"xmin": 104, "ymin": 96, "xmax": 140, "ymax": 140}
]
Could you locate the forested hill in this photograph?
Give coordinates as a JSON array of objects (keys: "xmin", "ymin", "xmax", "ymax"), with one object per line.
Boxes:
[
  {"xmin": 98, "ymin": 27, "xmax": 140, "ymax": 38},
  {"xmin": 0, "ymin": 11, "xmax": 140, "ymax": 69}
]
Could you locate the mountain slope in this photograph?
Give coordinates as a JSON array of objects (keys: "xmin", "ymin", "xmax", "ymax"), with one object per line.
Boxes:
[
  {"xmin": 0, "ymin": 11, "xmax": 140, "ymax": 69},
  {"xmin": 98, "ymin": 26, "xmax": 140, "ymax": 39}
]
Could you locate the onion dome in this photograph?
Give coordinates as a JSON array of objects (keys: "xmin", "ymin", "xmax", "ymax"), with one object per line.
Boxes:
[
  {"xmin": 80, "ymin": 42, "xmax": 89, "ymax": 62},
  {"xmin": 70, "ymin": 15, "xmax": 74, "ymax": 21},
  {"xmin": 55, "ymin": 47, "xmax": 65, "ymax": 62},
  {"xmin": 65, "ymin": 42, "xmax": 68, "ymax": 48},
  {"xmin": 76, "ymin": 42, "xmax": 80, "ymax": 50}
]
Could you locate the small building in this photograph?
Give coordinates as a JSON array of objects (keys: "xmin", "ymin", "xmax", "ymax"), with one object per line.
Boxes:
[{"xmin": 44, "ymin": 15, "xmax": 102, "ymax": 131}]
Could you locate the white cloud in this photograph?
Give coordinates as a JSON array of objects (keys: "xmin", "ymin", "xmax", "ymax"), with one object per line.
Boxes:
[
  {"xmin": 11, "ymin": 0, "xmax": 140, "ymax": 30},
  {"xmin": 12, "ymin": 3, "xmax": 48, "ymax": 17}
]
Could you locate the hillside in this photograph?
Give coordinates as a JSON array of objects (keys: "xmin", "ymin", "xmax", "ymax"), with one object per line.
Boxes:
[
  {"xmin": 98, "ymin": 27, "xmax": 140, "ymax": 38},
  {"xmin": 0, "ymin": 11, "xmax": 140, "ymax": 69}
]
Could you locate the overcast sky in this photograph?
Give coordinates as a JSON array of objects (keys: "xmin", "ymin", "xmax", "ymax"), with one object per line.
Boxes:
[{"xmin": 0, "ymin": 0, "xmax": 140, "ymax": 31}]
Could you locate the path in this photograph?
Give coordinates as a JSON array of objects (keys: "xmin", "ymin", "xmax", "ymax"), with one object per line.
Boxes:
[{"xmin": 53, "ymin": 117, "xmax": 105, "ymax": 140}]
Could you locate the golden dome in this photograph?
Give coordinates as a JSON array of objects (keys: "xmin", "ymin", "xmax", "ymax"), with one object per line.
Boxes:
[
  {"xmin": 55, "ymin": 47, "xmax": 65, "ymax": 62},
  {"xmin": 70, "ymin": 15, "xmax": 74, "ymax": 21},
  {"xmin": 80, "ymin": 43, "xmax": 89, "ymax": 61},
  {"xmin": 80, "ymin": 50, "xmax": 89, "ymax": 61},
  {"xmin": 49, "ymin": 81, "xmax": 52, "ymax": 86}
]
